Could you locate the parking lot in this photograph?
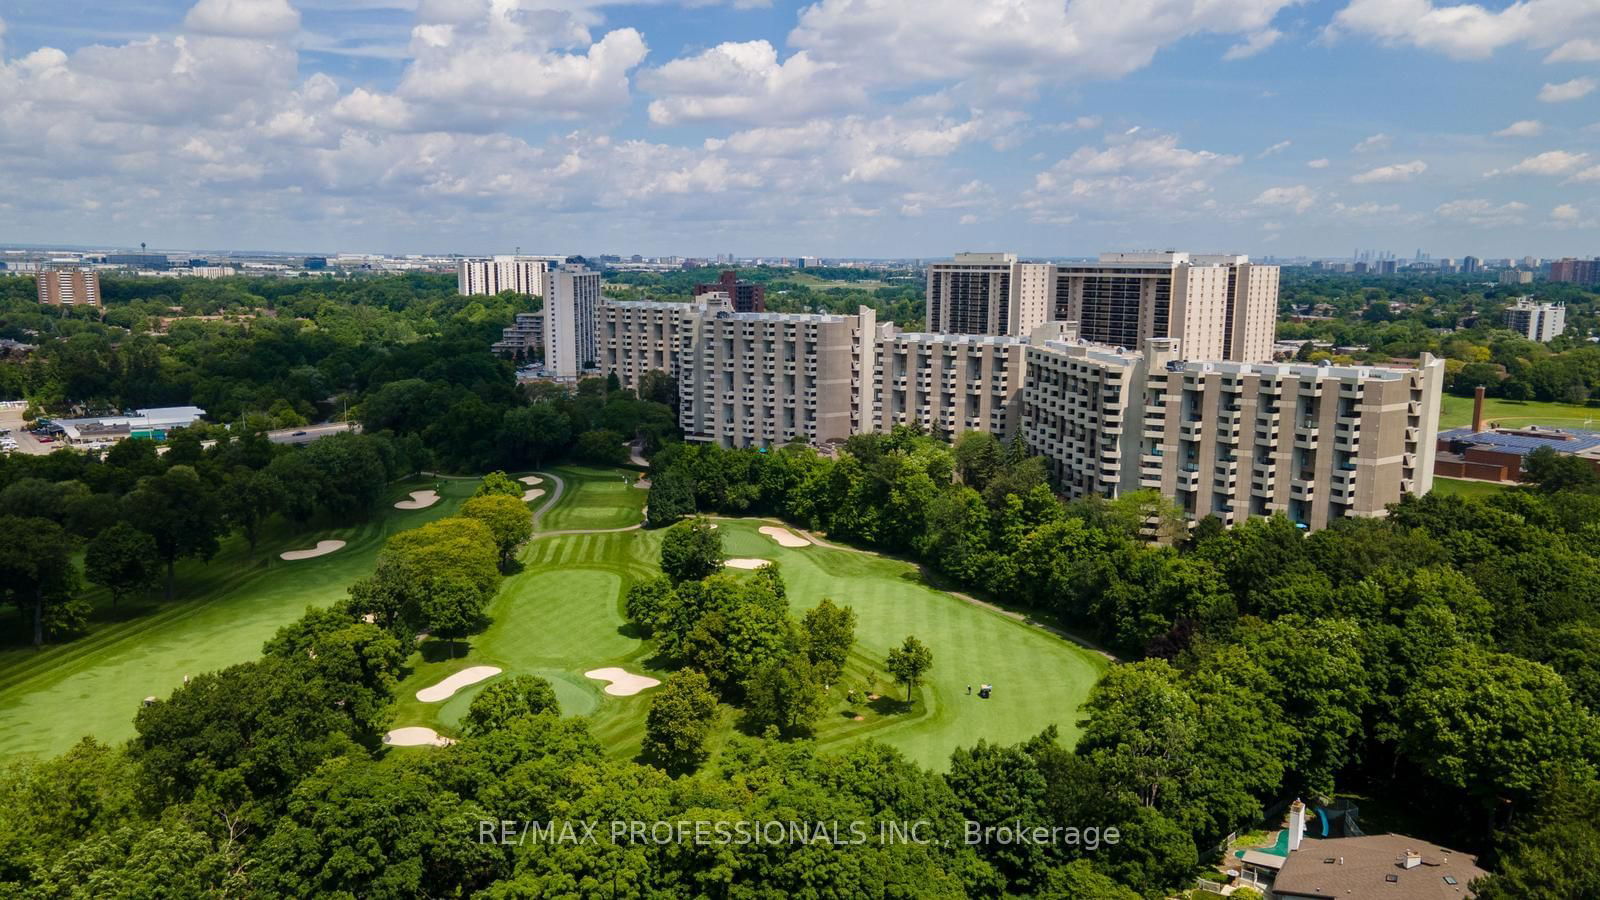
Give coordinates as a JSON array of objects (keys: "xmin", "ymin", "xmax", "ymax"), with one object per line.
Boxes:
[{"xmin": 0, "ymin": 402, "xmax": 51, "ymax": 456}]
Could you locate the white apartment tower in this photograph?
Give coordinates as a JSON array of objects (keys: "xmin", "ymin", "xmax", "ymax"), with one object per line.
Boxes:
[
  {"xmin": 1052, "ymin": 252, "xmax": 1278, "ymax": 363},
  {"xmin": 1503, "ymin": 298, "xmax": 1566, "ymax": 343},
  {"xmin": 925, "ymin": 253, "xmax": 1053, "ymax": 338},
  {"xmin": 457, "ymin": 256, "xmax": 554, "ymax": 297},
  {"xmin": 542, "ymin": 265, "xmax": 602, "ymax": 379}
]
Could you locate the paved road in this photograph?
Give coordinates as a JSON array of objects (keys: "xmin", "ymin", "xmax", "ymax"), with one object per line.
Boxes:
[{"xmin": 266, "ymin": 422, "xmax": 355, "ymax": 445}]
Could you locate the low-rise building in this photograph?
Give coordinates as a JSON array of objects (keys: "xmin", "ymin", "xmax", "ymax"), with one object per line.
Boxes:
[
  {"xmin": 53, "ymin": 406, "xmax": 207, "ymax": 446},
  {"xmin": 492, "ymin": 312, "xmax": 544, "ymax": 359}
]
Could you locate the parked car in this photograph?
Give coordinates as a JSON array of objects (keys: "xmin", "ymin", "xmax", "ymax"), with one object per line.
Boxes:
[
  {"xmin": 291, "ymin": 430, "xmax": 308, "ymax": 437},
  {"xmin": 38, "ymin": 436, "xmax": 54, "ymax": 443}
]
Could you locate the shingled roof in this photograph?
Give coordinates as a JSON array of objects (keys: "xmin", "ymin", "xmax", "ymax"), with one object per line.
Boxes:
[{"xmin": 1271, "ymin": 834, "xmax": 1486, "ymax": 899}]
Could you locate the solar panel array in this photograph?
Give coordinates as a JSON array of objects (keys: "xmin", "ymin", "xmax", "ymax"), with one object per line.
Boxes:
[{"xmin": 1439, "ymin": 426, "xmax": 1600, "ymax": 458}]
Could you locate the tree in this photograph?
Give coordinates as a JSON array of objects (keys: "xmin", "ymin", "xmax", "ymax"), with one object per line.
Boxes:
[
  {"xmin": 460, "ymin": 493, "xmax": 533, "ymax": 568},
  {"xmin": 641, "ymin": 669, "xmax": 720, "ymax": 773},
  {"xmin": 886, "ymin": 635, "xmax": 934, "ymax": 703},
  {"xmin": 474, "ymin": 470, "xmax": 523, "ymax": 499},
  {"xmin": 659, "ymin": 517, "xmax": 724, "ymax": 584},
  {"xmin": 1524, "ymin": 446, "xmax": 1600, "ymax": 493},
  {"xmin": 220, "ymin": 467, "xmax": 281, "ymax": 555},
  {"xmin": 802, "ymin": 598, "xmax": 856, "ymax": 688},
  {"xmin": 743, "ymin": 654, "xmax": 826, "ymax": 738},
  {"xmin": 0, "ymin": 516, "xmax": 81, "ymax": 647},
  {"xmin": 624, "ymin": 576, "xmax": 674, "ymax": 636},
  {"xmin": 646, "ymin": 470, "xmax": 696, "ymax": 526},
  {"xmin": 462, "ymin": 675, "xmax": 560, "ymax": 736},
  {"xmin": 496, "ymin": 402, "xmax": 571, "ymax": 468},
  {"xmin": 121, "ymin": 466, "xmax": 223, "ymax": 601},
  {"xmin": 574, "ymin": 429, "xmax": 628, "ymax": 465},
  {"xmin": 421, "ymin": 577, "xmax": 488, "ymax": 658},
  {"xmin": 84, "ymin": 522, "xmax": 160, "ymax": 607}
]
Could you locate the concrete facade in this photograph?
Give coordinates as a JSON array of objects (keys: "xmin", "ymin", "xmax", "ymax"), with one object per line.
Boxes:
[
  {"xmin": 1503, "ymin": 298, "xmax": 1566, "ymax": 342},
  {"xmin": 457, "ymin": 256, "xmax": 552, "ymax": 297},
  {"xmin": 37, "ymin": 268, "xmax": 101, "ymax": 307},
  {"xmin": 542, "ymin": 265, "xmax": 601, "ymax": 379},
  {"xmin": 925, "ymin": 253, "xmax": 1050, "ymax": 338},
  {"xmin": 869, "ymin": 328, "xmax": 1029, "ymax": 440}
]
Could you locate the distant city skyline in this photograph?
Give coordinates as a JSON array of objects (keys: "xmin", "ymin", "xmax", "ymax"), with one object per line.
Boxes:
[{"xmin": 3, "ymin": 0, "xmax": 1600, "ymax": 256}]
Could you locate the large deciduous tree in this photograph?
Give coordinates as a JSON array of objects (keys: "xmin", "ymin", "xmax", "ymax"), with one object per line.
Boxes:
[
  {"xmin": 886, "ymin": 635, "xmax": 934, "ymax": 704},
  {"xmin": 460, "ymin": 493, "xmax": 532, "ymax": 568},
  {"xmin": 121, "ymin": 465, "xmax": 223, "ymax": 601},
  {"xmin": 659, "ymin": 517, "xmax": 724, "ymax": 584},
  {"xmin": 84, "ymin": 521, "xmax": 160, "ymax": 607},
  {"xmin": 641, "ymin": 669, "xmax": 720, "ymax": 774}
]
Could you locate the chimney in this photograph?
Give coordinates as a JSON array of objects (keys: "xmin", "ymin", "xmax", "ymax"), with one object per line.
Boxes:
[
  {"xmin": 1288, "ymin": 799, "xmax": 1306, "ymax": 852},
  {"xmin": 1403, "ymin": 850, "xmax": 1421, "ymax": 869},
  {"xmin": 1472, "ymin": 385, "xmax": 1486, "ymax": 433}
]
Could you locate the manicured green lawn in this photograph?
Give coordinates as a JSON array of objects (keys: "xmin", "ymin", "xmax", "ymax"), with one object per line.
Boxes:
[
  {"xmin": 0, "ymin": 476, "xmax": 477, "ymax": 761},
  {"xmin": 391, "ymin": 475, "xmax": 1108, "ymax": 771},
  {"xmin": 1430, "ymin": 476, "xmax": 1512, "ymax": 499},
  {"xmin": 1439, "ymin": 394, "xmax": 1600, "ymax": 430},
  {"xmin": 535, "ymin": 465, "xmax": 649, "ymax": 532}
]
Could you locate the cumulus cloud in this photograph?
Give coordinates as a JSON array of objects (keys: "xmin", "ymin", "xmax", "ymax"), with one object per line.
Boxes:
[
  {"xmin": 1022, "ymin": 133, "xmax": 1241, "ymax": 223},
  {"xmin": 1567, "ymin": 165, "xmax": 1600, "ymax": 183},
  {"xmin": 788, "ymin": 0, "xmax": 1298, "ymax": 89},
  {"xmin": 1540, "ymin": 77, "xmax": 1597, "ymax": 103},
  {"xmin": 1547, "ymin": 38, "xmax": 1600, "ymax": 61},
  {"xmin": 1224, "ymin": 28, "xmax": 1282, "ymax": 60},
  {"xmin": 1307, "ymin": 158, "xmax": 1330, "ymax": 168},
  {"xmin": 1253, "ymin": 184, "xmax": 1316, "ymax": 213},
  {"xmin": 1436, "ymin": 198, "xmax": 1529, "ymax": 226},
  {"xmin": 1352, "ymin": 133, "xmax": 1391, "ymax": 152},
  {"xmin": 1332, "ymin": 0, "xmax": 1600, "ymax": 61},
  {"xmin": 1494, "ymin": 120, "xmax": 1543, "ymax": 138},
  {"xmin": 1351, "ymin": 160, "xmax": 1427, "ymax": 183},
  {"xmin": 1489, "ymin": 150, "xmax": 1589, "ymax": 176},
  {"xmin": 641, "ymin": 41, "xmax": 864, "ymax": 125},
  {"xmin": 1553, "ymin": 203, "xmax": 1580, "ymax": 221},
  {"xmin": 184, "ymin": 0, "xmax": 301, "ymax": 38}
]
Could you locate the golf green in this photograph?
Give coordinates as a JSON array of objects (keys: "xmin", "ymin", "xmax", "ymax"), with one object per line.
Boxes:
[
  {"xmin": 391, "ymin": 468, "xmax": 1108, "ymax": 771},
  {"xmin": 0, "ymin": 476, "xmax": 476, "ymax": 761}
]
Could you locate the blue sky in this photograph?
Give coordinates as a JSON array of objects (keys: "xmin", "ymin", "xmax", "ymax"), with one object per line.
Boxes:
[{"xmin": 2, "ymin": 0, "xmax": 1599, "ymax": 259}]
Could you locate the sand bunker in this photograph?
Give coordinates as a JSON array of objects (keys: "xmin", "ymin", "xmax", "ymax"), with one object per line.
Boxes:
[
  {"xmin": 633, "ymin": 478, "xmax": 651, "ymax": 490},
  {"xmin": 519, "ymin": 475, "xmax": 543, "ymax": 486},
  {"xmin": 759, "ymin": 526, "xmax": 810, "ymax": 548},
  {"xmin": 585, "ymin": 667, "xmax": 661, "ymax": 697},
  {"xmin": 394, "ymin": 490, "xmax": 440, "ymax": 510},
  {"xmin": 724, "ymin": 558, "xmax": 772, "ymax": 570},
  {"xmin": 523, "ymin": 488, "xmax": 545, "ymax": 502},
  {"xmin": 384, "ymin": 727, "xmax": 454, "ymax": 747},
  {"xmin": 416, "ymin": 666, "xmax": 502, "ymax": 702},
  {"xmin": 279, "ymin": 540, "xmax": 346, "ymax": 561}
]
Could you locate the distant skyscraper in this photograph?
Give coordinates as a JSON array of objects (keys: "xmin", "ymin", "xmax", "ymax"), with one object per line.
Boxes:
[
  {"xmin": 542, "ymin": 265, "xmax": 601, "ymax": 378},
  {"xmin": 36, "ymin": 267, "xmax": 101, "ymax": 307},
  {"xmin": 458, "ymin": 256, "xmax": 551, "ymax": 297},
  {"xmin": 1461, "ymin": 256, "xmax": 1482, "ymax": 274}
]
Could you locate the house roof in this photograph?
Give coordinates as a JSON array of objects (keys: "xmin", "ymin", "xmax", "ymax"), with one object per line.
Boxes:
[{"xmin": 1272, "ymin": 835, "xmax": 1487, "ymax": 899}]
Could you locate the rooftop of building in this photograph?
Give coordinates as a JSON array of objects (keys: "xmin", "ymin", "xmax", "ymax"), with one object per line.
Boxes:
[
  {"xmin": 1439, "ymin": 424, "xmax": 1600, "ymax": 458},
  {"xmin": 880, "ymin": 329, "xmax": 1031, "ymax": 347},
  {"xmin": 1176, "ymin": 356, "xmax": 1429, "ymax": 382},
  {"xmin": 1270, "ymin": 834, "xmax": 1485, "ymax": 899}
]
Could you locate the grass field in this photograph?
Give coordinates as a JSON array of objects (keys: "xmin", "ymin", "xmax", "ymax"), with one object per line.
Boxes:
[
  {"xmin": 1439, "ymin": 394, "xmax": 1600, "ymax": 430},
  {"xmin": 0, "ymin": 475, "xmax": 478, "ymax": 761},
  {"xmin": 536, "ymin": 465, "xmax": 649, "ymax": 532},
  {"xmin": 390, "ymin": 469, "xmax": 1108, "ymax": 771},
  {"xmin": 1430, "ymin": 476, "xmax": 1512, "ymax": 499}
]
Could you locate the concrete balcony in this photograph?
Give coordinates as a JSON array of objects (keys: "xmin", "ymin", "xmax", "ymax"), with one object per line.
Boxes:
[
  {"xmin": 1179, "ymin": 420, "xmax": 1206, "ymax": 441},
  {"xmin": 1176, "ymin": 469, "xmax": 1201, "ymax": 490},
  {"xmin": 1290, "ymin": 478, "xmax": 1316, "ymax": 501}
]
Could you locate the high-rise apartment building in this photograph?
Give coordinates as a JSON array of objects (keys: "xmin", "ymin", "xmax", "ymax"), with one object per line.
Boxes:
[
  {"xmin": 925, "ymin": 253, "xmax": 1052, "ymax": 338},
  {"xmin": 37, "ymin": 267, "xmax": 101, "ymax": 307},
  {"xmin": 676, "ymin": 305, "xmax": 875, "ymax": 447},
  {"xmin": 1499, "ymin": 270, "xmax": 1534, "ymax": 285},
  {"xmin": 870, "ymin": 328, "xmax": 1029, "ymax": 439},
  {"xmin": 1051, "ymin": 252, "xmax": 1278, "ymax": 363},
  {"xmin": 458, "ymin": 256, "xmax": 553, "ymax": 297},
  {"xmin": 1549, "ymin": 258, "xmax": 1600, "ymax": 285},
  {"xmin": 693, "ymin": 270, "xmax": 766, "ymax": 312},
  {"xmin": 1503, "ymin": 298, "xmax": 1566, "ymax": 342},
  {"xmin": 542, "ymin": 265, "xmax": 602, "ymax": 379},
  {"xmin": 1461, "ymin": 256, "xmax": 1482, "ymax": 274},
  {"xmin": 599, "ymin": 299, "xmax": 700, "ymax": 390},
  {"xmin": 1022, "ymin": 332, "xmax": 1443, "ymax": 531}
]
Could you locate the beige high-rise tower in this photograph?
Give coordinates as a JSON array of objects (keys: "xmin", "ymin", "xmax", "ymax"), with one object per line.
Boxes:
[{"xmin": 925, "ymin": 253, "xmax": 1052, "ymax": 338}]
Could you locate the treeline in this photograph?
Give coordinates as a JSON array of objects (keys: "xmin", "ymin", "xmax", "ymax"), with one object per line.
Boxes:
[
  {"xmin": 0, "ymin": 430, "xmax": 423, "ymax": 648},
  {"xmin": 604, "ymin": 265, "xmax": 926, "ymax": 327},
  {"xmin": 647, "ymin": 427, "xmax": 1600, "ymax": 895}
]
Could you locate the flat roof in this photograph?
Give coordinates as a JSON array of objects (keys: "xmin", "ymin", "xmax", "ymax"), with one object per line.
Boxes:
[{"xmin": 1440, "ymin": 425, "xmax": 1600, "ymax": 458}]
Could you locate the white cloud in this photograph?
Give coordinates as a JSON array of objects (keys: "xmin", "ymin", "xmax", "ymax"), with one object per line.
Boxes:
[
  {"xmin": 1567, "ymin": 165, "xmax": 1600, "ymax": 182},
  {"xmin": 1494, "ymin": 120, "xmax": 1543, "ymax": 138},
  {"xmin": 1547, "ymin": 38, "xmax": 1600, "ymax": 62},
  {"xmin": 1023, "ymin": 133, "xmax": 1241, "ymax": 223},
  {"xmin": 1259, "ymin": 139, "xmax": 1292, "ymax": 157},
  {"xmin": 1224, "ymin": 28, "xmax": 1282, "ymax": 60},
  {"xmin": 184, "ymin": 0, "xmax": 302, "ymax": 38},
  {"xmin": 1540, "ymin": 77, "xmax": 1597, "ymax": 103},
  {"xmin": 1307, "ymin": 158, "xmax": 1330, "ymax": 168},
  {"xmin": 1253, "ymin": 184, "xmax": 1316, "ymax": 213},
  {"xmin": 1332, "ymin": 0, "xmax": 1600, "ymax": 61},
  {"xmin": 641, "ymin": 41, "xmax": 864, "ymax": 125},
  {"xmin": 788, "ymin": 0, "xmax": 1299, "ymax": 90},
  {"xmin": 1553, "ymin": 203, "xmax": 1580, "ymax": 221},
  {"xmin": 1352, "ymin": 133, "xmax": 1391, "ymax": 152},
  {"xmin": 1351, "ymin": 160, "xmax": 1427, "ymax": 183},
  {"xmin": 332, "ymin": 88, "xmax": 414, "ymax": 130},
  {"xmin": 1436, "ymin": 198, "xmax": 1529, "ymax": 226},
  {"xmin": 1492, "ymin": 150, "xmax": 1589, "ymax": 176}
]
